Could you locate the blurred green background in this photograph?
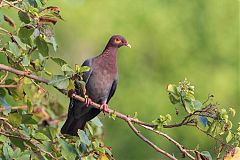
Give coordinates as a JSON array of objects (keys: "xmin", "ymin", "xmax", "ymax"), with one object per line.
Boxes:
[{"xmin": 2, "ymin": 0, "xmax": 239, "ymax": 159}]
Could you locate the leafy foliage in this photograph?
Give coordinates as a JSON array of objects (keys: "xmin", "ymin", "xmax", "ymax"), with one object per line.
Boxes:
[
  {"xmin": 0, "ymin": 0, "xmax": 239, "ymax": 159},
  {"xmin": 0, "ymin": 0, "xmax": 112, "ymax": 159}
]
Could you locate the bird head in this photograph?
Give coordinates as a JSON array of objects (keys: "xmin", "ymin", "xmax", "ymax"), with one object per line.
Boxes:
[{"xmin": 108, "ymin": 35, "xmax": 131, "ymax": 48}]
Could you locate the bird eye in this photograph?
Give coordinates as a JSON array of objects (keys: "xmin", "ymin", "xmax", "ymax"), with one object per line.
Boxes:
[{"xmin": 114, "ymin": 38, "xmax": 121, "ymax": 43}]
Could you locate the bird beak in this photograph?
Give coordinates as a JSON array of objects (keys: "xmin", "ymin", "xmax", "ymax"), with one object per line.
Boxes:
[{"xmin": 125, "ymin": 43, "xmax": 131, "ymax": 48}]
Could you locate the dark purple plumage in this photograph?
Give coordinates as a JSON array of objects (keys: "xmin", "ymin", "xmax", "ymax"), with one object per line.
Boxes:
[{"xmin": 61, "ymin": 35, "xmax": 130, "ymax": 136}]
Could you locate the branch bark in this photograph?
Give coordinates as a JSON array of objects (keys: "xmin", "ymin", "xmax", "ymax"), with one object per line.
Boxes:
[{"xmin": 0, "ymin": 63, "xmax": 196, "ymax": 160}]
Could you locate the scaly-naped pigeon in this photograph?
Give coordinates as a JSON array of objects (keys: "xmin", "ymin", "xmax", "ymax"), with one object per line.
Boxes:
[{"xmin": 61, "ymin": 35, "xmax": 131, "ymax": 135}]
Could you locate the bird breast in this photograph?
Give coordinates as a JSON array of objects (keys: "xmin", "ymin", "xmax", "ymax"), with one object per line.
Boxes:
[{"xmin": 86, "ymin": 68, "xmax": 117, "ymax": 102}]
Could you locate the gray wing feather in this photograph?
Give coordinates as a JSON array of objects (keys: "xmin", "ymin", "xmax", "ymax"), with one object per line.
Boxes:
[{"xmin": 107, "ymin": 79, "xmax": 118, "ymax": 103}]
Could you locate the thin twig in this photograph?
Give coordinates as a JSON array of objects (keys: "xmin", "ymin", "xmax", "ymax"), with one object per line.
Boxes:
[
  {"xmin": 140, "ymin": 124, "xmax": 195, "ymax": 160},
  {"xmin": 2, "ymin": 0, "xmax": 25, "ymax": 12},
  {"xmin": 0, "ymin": 84, "xmax": 17, "ymax": 88},
  {"xmin": 127, "ymin": 120, "xmax": 177, "ymax": 160}
]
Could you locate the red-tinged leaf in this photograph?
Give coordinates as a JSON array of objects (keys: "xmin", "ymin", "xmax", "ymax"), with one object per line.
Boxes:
[
  {"xmin": 4, "ymin": 15, "xmax": 16, "ymax": 29},
  {"xmin": 39, "ymin": 16, "xmax": 57, "ymax": 25}
]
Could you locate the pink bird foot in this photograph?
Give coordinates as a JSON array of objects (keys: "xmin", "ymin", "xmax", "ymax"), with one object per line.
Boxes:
[
  {"xmin": 100, "ymin": 103, "xmax": 109, "ymax": 113},
  {"xmin": 84, "ymin": 97, "xmax": 93, "ymax": 106}
]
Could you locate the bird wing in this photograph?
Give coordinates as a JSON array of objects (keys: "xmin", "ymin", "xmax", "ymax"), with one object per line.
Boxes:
[
  {"xmin": 107, "ymin": 78, "xmax": 118, "ymax": 103},
  {"xmin": 70, "ymin": 59, "xmax": 93, "ymax": 118}
]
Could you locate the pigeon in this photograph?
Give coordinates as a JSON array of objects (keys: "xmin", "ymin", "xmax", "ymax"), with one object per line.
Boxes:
[{"xmin": 61, "ymin": 35, "xmax": 131, "ymax": 136}]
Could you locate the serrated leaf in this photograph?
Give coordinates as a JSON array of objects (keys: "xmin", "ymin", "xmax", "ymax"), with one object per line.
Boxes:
[
  {"xmin": 78, "ymin": 130, "xmax": 91, "ymax": 146},
  {"xmin": 35, "ymin": 36, "xmax": 49, "ymax": 57},
  {"xmin": 51, "ymin": 57, "xmax": 67, "ymax": 66},
  {"xmin": 18, "ymin": 11, "xmax": 30, "ymax": 24},
  {"xmin": 59, "ymin": 138, "xmax": 77, "ymax": 160},
  {"xmin": 198, "ymin": 116, "xmax": 208, "ymax": 128},
  {"xmin": 90, "ymin": 116, "xmax": 103, "ymax": 127},
  {"xmin": 226, "ymin": 131, "xmax": 233, "ymax": 143},
  {"xmin": 9, "ymin": 42, "xmax": 21, "ymax": 58},
  {"xmin": 49, "ymin": 75, "xmax": 69, "ymax": 89},
  {"xmin": 8, "ymin": 112, "xmax": 22, "ymax": 127},
  {"xmin": 200, "ymin": 151, "xmax": 212, "ymax": 160}
]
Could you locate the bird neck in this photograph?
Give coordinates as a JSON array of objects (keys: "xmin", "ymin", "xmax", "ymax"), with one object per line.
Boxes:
[{"xmin": 101, "ymin": 46, "xmax": 118, "ymax": 60}]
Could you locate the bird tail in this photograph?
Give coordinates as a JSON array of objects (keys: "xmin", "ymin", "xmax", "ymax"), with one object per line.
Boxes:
[
  {"xmin": 61, "ymin": 100, "xmax": 101, "ymax": 136},
  {"xmin": 61, "ymin": 116, "xmax": 87, "ymax": 136}
]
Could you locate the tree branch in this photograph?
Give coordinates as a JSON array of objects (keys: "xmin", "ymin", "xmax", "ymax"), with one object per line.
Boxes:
[
  {"xmin": 127, "ymin": 120, "xmax": 177, "ymax": 160},
  {"xmin": 0, "ymin": 63, "xmax": 196, "ymax": 159}
]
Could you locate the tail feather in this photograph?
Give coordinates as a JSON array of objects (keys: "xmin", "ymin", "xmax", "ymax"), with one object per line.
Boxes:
[
  {"xmin": 61, "ymin": 108, "xmax": 101, "ymax": 136},
  {"xmin": 61, "ymin": 116, "xmax": 86, "ymax": 136}
]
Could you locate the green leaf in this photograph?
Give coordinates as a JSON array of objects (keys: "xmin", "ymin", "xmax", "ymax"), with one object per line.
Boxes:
[
  {"xmin": 229, "ymin": 108, "xmax": 236, "ymax": 117},
  {"xmin": 200, "ymin": 151, "xmax": 212, "ymax": 160},
  {"xmin": 47, "ymin": 127, "xmax": 57, "ymax": 140},
  {"xmin": 80, "ymin": 66, "xmax": 90, "ymax": 73},
  {"xmin": 9, "ymin": 137, "xmax": 25, "ymax": 150},
  {"xmin": 38, "ymin": 141, "xmax": 52, "ymax": 152},
  {"xmin": 193, "ymin": 100, "xmax": 202, "ymax": 109},
  {"xmin": 13, "ymin": 36, "xmax": 27, "ymax": 50},
  {"xmin": 9, "ymin": 42, "xmax": 21, "ymax": 58},
  {"xmin": 8, "ymin": 112, "xmax": 22, "ymax": 127},
  {"xmin": 0, "ymin": 11, "xmax": 4, "ymax": 25},
  {"xmin": 78, "ymin": 130, "xmax": 91, "ymax": 146},
  {"xmin": 61, "ymin": 64, "xmax": 74, "ymax": 72},
  {"xmin": 51, "ymin": 57, "xmax": 67, "ymax": 66},
  {"xmin": 226, "ymin": 131, "xmax": 233, "ymax": 143},
  {"xmin": 184, "ymin": 99, "xmax": 194, "ymax": 113},
  {"xmin": 18, "ymin": 26, "xmax": 34, "ymax": 38},
  {"xmin": 21, "ymin": 114, "xmax": 39, "ymax": 124},
  {"xmin": 0, "ymin": 96, "xmax": 11, "ymax": 115},
  {"xmin": 90, "ymin": 116, "xmax": 103, "ymax": 127},
  {"xmin": 50, "ymin": 36, "xmax": 57, "ymax": 51},
  {"xmin": 168, "ymin": 94, "xmax": 180, "ymax": 104},
  {"xmin": 35, "ymin": 36, "xmax": 49, "ymax": 57},
  {"xmin": 3, "ymin": 143, "xmax": 13, "ymax": 159},
  {"xmin": 49, "ymin": 75, "xmax": 69, "ymax": 89},
  {"xmin": 22, "ymin": 55, "xmax": 30, "ymax": 66},
  {"xmin": 32, "ymin": 132, "xmax": 50, "ymax": 141},
  {"xmin": 18, "ymin": 11, "xmax": 30, "ymax": 24},
  {"xmin": 59, "ymin": 138, "xmax": 77, "ymax": 160},
  {"xmin": 86, "ymin": 123, "xmax": 93, "ymax": 135},
  {"xmin": 18, "ymin": 27, "xmax": 34, "ymax": 45}
]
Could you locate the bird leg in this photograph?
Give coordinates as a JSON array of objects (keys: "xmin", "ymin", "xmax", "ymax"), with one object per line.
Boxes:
[
  {"xmin": 84, "ymin": 96, "xmax": 93, "ymax": 106},
  {"xmin": 100, "ymin": 103, "xmax": 109, "ymax": 113}
]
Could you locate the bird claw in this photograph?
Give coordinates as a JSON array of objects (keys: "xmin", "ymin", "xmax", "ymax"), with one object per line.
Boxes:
[
  {"xmin": 100, "ymin": 104, "xmax": 109, "ymax": 113},
  {"xmin": 84, "ymin": 97, "xmax": 93, "ymax": 106}
]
